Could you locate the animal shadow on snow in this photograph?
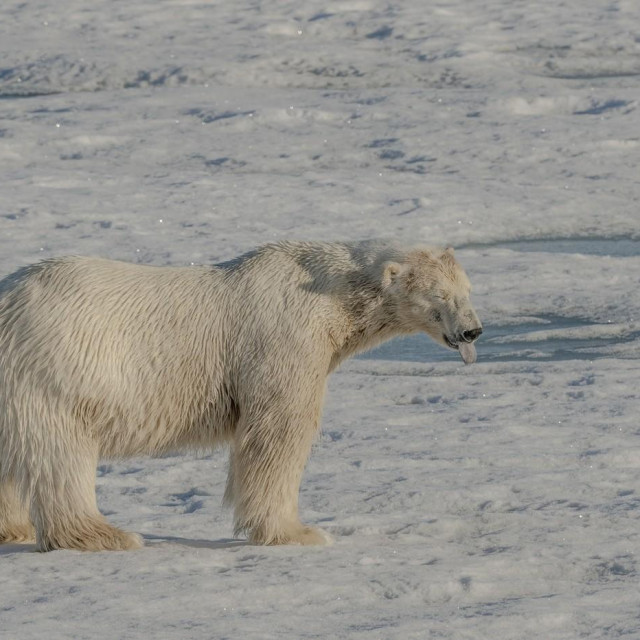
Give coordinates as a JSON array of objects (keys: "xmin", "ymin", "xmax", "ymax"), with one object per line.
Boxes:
[
  {"xmin": 0, "ymin": 537, "xmax": 248, "ymax": 554},
  {"xmin": 0, "ymin": 542, "xmax": 37, "ymax": 555},
  {"xmin": 143, "ymin": 534, "xmax": 250, "ymax": 550}
]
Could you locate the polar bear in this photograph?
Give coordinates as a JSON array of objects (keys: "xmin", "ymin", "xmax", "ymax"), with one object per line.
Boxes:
[{"xmin": 0, "ymin": 241, "xmax": 481, "ymax": 551}]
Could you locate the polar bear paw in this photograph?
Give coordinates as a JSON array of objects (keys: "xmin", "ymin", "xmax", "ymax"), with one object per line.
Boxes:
[
  {"xmin": 250, "ymin": 522, "xmax": 333, "ymax": 546},
  {"xmin": 0, "ymin": 522, "xmax": 35, "ymax": 544},
  {"xmin": 36, "ymin": 519, "xmax": 143, "ymax": 552}
]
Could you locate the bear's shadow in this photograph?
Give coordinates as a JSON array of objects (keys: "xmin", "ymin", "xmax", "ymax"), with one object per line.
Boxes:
[
  {"xmin": 0, "ymin": 542, "xmax": 37, "ymax": 555},
  {"xmin": 0, "ymin": 536, "xmax": 249, "ymax": 554},
  {"xmin": 143, "ymin": 534, "xmax": 250, "ymax": 549}
]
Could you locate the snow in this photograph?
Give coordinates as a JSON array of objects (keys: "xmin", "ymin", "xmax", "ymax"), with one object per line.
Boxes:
[{"xmin": 1, "ymin": 0, "xmax": 639, "ymax": 638}]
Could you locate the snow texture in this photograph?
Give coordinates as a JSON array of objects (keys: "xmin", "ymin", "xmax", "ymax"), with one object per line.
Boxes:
[{"xmin": 1, "ymin": 0, "xmax": 639, "ymax": 638}]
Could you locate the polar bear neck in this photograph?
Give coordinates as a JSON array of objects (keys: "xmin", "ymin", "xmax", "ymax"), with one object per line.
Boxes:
[
  {"xmin": 259, "ymin": 241, "xmax": 408, "ymax": 368},
  {"xmin": 332, "ymin": 291, "xmax": 401, "ymax": 365}
]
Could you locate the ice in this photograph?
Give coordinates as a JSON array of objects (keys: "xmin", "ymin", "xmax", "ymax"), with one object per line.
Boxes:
[{"xmin": 1, "ymin": 0, "xmax": 639, "ymax": 638}]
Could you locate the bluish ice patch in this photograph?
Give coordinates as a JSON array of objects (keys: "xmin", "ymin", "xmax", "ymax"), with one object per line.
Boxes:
[
  {"xmin": 573, "ymin": 99, "xmax": 630, "ymax": 115},
  {"xmin": 461, "ymin": 238, "xmax": 640, "ymax": 258},
  {"xmin": 358, "ymin": 315, "xmax": 640, "ymax": 363},
  {"xmin": 366, "ymin": 26, "xmax": 393, "ymax": 40},
  {"xmin": 308, "ymin": 12, "xmax": 334, "ymax": 22}
]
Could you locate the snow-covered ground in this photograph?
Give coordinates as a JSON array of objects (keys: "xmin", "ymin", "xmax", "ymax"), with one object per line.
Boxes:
[{"xmin": 1, "ymin": 1, "xmax": 639, "ymax": 638}]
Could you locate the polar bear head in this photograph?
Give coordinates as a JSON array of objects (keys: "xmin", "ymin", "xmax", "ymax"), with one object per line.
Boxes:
[{"xmin": 383, "ymin": 247, "xmax": 482, "ymax": 364}]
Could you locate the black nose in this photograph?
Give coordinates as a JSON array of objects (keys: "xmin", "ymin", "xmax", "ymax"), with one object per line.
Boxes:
[{"xmin": 460, "ymin": 327, "xmax": 483, "ymax": 343}]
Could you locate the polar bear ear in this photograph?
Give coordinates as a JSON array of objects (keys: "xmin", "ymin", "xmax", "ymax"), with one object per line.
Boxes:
[
  {"xmin": 444, "ymin": 246, "xmax": 455, "ymax": 256},
  {"xmin": 382, "ymin": 261, "xmax": 405, "ymax": 288}
]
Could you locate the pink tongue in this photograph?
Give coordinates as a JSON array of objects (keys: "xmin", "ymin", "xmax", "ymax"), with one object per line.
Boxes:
[{"xmin": 458, "ymin": 342, "xmax": 477, "ymax": 365}]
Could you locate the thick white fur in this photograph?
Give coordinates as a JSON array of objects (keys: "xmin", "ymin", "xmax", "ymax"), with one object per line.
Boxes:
[{"xmin": 0, "ymin": 241, "xmax": 480, "ymax": 551}]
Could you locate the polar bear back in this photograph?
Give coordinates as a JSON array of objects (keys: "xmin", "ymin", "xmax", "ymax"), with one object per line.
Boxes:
[{"xmin": 0, "ymin": 248, "xmax": 351, "ymax": 459}]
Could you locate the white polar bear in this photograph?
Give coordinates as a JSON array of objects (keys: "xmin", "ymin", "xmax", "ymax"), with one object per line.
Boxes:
[{"xmin": 0, "ymin": 241, "xmax": 481, "ymax": 551}]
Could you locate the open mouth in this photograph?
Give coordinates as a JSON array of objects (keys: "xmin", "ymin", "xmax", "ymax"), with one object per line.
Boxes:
[
  {"xmin": 443, "ymin": 334, "xmax": 477, "ymax": 365},
  {"xmin": 444, "ymin": 335, "xmax": 458, "ymax": 350}
]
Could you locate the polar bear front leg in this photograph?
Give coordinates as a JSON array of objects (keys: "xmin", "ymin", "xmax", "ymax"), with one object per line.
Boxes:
[{"xmin": 226, "ymin": 402, "xmax": 332, "ymax": 546}]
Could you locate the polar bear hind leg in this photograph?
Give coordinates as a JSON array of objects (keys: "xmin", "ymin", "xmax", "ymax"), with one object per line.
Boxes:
[
  {"xmin": 0, "ymin": 479, "xmax": 35, "ymax": 543},
  {"xmin": 26, "ymin": 426, "xmax": 142, "ymax": 552}
]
